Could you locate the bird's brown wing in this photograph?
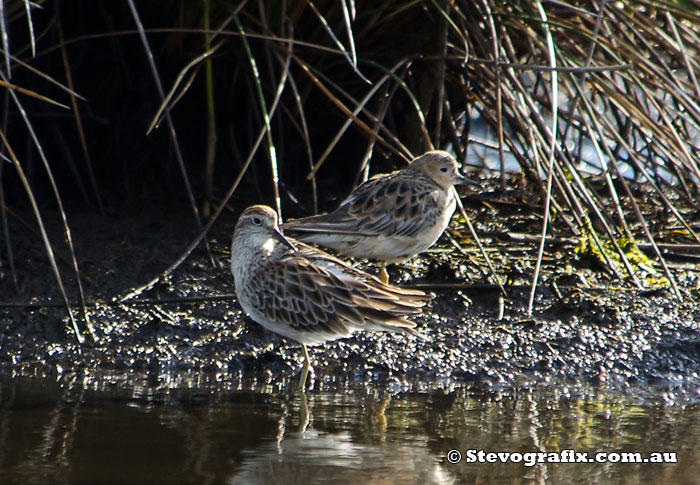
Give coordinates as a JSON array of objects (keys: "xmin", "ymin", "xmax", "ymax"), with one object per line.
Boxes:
[
  {"xmin": 244, "ymin": 249, "xmax": 427, "ymax": 337},
  {"xmin": 283, "ymin": 173, "xmax": 443, "ymax": 238}
]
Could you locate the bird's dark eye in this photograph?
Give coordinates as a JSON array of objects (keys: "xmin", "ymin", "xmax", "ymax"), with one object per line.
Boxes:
[
  {"xmin": 252, "ymin": 216, "xmax": 262, "ymax": 226},
  {"xmin": 440, "ymin": 166, "xmax": 448, "ymax": 172}
]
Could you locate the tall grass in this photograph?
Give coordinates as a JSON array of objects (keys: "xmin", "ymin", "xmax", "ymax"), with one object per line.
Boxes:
[{"xmin": 1, "ymin": 1, "xmax": 699, "ymax": 338}]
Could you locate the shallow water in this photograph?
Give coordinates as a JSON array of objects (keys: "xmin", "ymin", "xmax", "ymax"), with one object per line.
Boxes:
[{"xmin": 0, "ymin": 371, "xmax": 697, "ymax": 484}]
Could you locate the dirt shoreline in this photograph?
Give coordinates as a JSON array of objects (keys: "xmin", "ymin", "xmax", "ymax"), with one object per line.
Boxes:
[{"xmin": 1, "ymin": 186, "xmax": 699, "ymax": 401}]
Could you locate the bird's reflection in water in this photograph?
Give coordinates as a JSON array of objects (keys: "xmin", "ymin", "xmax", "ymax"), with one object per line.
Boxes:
[
  {"xmin": 3, "ymin": 374, "xmax": 698, "ymax": 484},
  {"xmin": 246, "ymin": 387, "xmax": 453, "ymax": 485},
  {"xmin": 298, "ymin": 390, "xmax": 310, "ymax": 433}
]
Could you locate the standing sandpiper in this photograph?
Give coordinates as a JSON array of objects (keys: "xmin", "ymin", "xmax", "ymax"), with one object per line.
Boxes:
[
  {"xmin": 231, "ymin": 205, "xmax": 429, "ymax": 389},
  {"xmin": 283, "ymin": 150, "xmax": 479, "ymax": 283}
]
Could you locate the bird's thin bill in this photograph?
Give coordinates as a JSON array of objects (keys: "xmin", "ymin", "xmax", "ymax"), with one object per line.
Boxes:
[
  {"xmin": 272, "ymin": 228, "xmax": 296, "ymax": 250},
  {"xmin": 458, "ymin": 174, "xmax": 480, "ymax": 187}
]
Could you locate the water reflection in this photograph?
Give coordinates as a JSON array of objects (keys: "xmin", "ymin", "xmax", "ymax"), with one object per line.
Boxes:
[
  {"xmin": 232, "ymin": 425, "xmax": 452, "ymax": 484},
  {"xmin": 0, "ymin": 371, "xmax": 697, "ymax": 484}
]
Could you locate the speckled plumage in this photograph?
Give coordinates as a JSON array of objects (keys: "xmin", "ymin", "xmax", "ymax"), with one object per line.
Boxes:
[
  {"xmin": 282, "ymin": 151, "xmax": 478, "ymax": 266},
  {"xmin": 231, "ymin": 205, "xmax": 429, "ymax": 387}
]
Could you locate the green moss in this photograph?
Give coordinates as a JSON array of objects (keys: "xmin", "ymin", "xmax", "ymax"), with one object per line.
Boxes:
[{"xmin": 575, "ymin": 217, "xmax": 671, "ymax": 288}]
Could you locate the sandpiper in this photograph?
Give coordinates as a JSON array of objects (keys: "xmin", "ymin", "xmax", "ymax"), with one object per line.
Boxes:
[
  {"xmin": 282, "ymin": 150, "xmax": 479, "ymax": 283},
  {"xmin": 231, "ymin": 205, "xmax": 429, "ymax": 389}
]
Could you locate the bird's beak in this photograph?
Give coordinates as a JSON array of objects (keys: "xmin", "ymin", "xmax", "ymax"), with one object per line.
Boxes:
[
  {"xmin": 457, "ymin": 174, "xmax": 481, "ymax": 187},
  {"xmin": 272, "ymin": 227, "xmax": 296, "ymax": 250}
]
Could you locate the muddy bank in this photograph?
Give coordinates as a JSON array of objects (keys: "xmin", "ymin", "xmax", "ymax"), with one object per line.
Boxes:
[{"xmin": 1, "ymin": 181, "xmax": 699, "ymax": 399}]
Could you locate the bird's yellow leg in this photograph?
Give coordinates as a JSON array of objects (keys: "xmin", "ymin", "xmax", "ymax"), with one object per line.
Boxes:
[
  {"xmin": 298, "ymin": 344, "xmax": 311, "ymax": 390},
  {"xmin": 379, "ymin": 263, "xmax": 389, "ymax": 284}
]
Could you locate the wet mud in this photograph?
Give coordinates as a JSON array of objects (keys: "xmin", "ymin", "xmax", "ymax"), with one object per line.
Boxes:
[{"xmin": 1, "ymin": 179, "xmax": 699, "ymax": 401}]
